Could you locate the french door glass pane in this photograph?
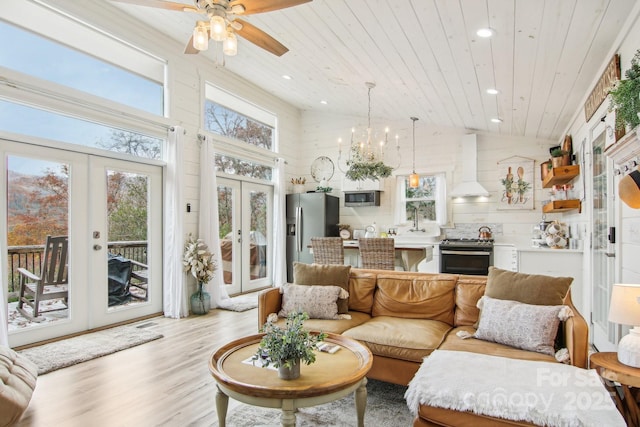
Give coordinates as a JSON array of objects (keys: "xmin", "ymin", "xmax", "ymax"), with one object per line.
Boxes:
[
  {"xmin": 106, "ymin": 170, "xmax": 149, "ymax": 309},
  {"xmin": 6, "ymin": 156, "xmax": 69, "ymax": 330},
  {"xmin": 249, "ymin": 189, "xmax": 268, "ymax": 280},
  {"xmin": 218, "ymin": 184, "xmax": 234, "ymax": 285}
]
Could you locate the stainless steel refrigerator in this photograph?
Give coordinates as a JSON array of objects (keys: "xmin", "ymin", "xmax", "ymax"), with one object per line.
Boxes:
[{"xmin": 286, "ymin": 193, "xmax": 339, "ymax": 282}]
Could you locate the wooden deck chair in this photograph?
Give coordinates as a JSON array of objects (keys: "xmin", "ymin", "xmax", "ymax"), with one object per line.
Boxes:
[{"xmin": 17, "ymin": 235, "xmax": 69, "ymax": 320}]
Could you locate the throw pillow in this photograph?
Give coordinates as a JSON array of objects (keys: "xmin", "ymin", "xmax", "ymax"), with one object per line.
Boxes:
[
  {"xmin": 485, "ymin": 266, "xmax": 573, "ymax": 306},
  {"xmin": 293, "ymin": 262, "xmax": 351, "ymax": 314},
  {"xmin": 278, "ymin": 283, "xmax": 347, "ymax": 320},
  {"xmin": 474, "ymin": 296, "xmax": 572, "ymax": 355}
]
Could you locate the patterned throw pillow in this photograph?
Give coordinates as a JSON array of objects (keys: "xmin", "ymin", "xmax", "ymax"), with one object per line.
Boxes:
[
  {"xmin": 293, "ymin": 262, "xmax": 351, "ymax": 314},
  {"xmin": 278, "ymin": 283, "xmax": 346, "ymax": 320},
  {"xmin": 474, "ymin": 296, "xmax": 572, "ymax": 355}
]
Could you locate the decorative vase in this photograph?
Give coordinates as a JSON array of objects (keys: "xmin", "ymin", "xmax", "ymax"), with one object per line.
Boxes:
[
  {"xmin": 293, "ymin": 184, "xmax": 305, "ymax": 194},
  {"xmin": 278, "ymin": 360, "xmax": 300, "ymax": 380},
  {"xmin": 190, "ymin": 282, "xmax": 210, "ymax": 315}
]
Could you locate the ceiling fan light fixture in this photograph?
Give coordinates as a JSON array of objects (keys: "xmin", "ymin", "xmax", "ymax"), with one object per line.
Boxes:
[
  {"xmin": 223, "ymin": 31, "xmax": 238, "ymax": 56},
  {"xmin": 230, "ymin": 4, "xmax": 246, "ymax": 14},
  {"xmin": 210, "ymin": 15, "xmax": 227, "ymax": 41},
  {"xmin": 193, "ymin": 21, "xmax": 209, "ymax": 51}
]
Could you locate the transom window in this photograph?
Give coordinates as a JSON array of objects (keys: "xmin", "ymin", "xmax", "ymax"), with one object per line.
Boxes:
[
  {"xmin": 204, "ymin": 84, "xmax": 275, "ymax": 150},
  {"xmin": 0, "ymin": 17, "xmax": 164, "ymax": 116},
  {"xmin": 215, "ymin": 153, "xmax": 273, "ymax": 181}
]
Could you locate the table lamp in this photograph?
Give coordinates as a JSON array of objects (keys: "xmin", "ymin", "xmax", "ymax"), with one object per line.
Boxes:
[{"xmin": 609, "ymin": 283, "xmax": 640, "ymax": 367}]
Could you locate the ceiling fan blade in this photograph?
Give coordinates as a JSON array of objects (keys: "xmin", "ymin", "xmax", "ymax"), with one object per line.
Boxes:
[
  {"xmin": 231, "ymin": 0, "xmax": 311, "ymax": 15},
  {"xmin": 109, "ymin": 0, "xmax": 200, "ymax": 13},
  {"xmin": 234, "ymin": 18, "xmax": 288, "ymax": 56}
]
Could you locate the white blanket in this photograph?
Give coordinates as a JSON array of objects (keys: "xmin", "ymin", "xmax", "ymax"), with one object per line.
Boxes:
[{"xmin": 405, "ymin": 350, "xmax": 625, "ymax": 427}]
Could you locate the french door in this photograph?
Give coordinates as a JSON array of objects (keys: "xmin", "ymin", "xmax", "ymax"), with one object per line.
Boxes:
[
  {"xmin": 590, "ymin": 120, "xmax": 619, "ymax": 351},
  {"xmin": 217, "ymin": 178, "xmax": 272, "ymax": 295},
  {"xmin": 3, "ymin": 139, "xmax": 162, "ymax": 347}
]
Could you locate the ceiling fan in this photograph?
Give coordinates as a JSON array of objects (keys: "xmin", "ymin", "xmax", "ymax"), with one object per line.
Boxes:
[{"xmin": 109, "ymin": 0, "xmax": 312, "ymax": 57}]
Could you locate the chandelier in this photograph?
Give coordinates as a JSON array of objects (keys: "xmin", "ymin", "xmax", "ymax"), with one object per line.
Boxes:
[{"xmin": 337, "ymin": 82, "xmax": 400, "ymax": 181}]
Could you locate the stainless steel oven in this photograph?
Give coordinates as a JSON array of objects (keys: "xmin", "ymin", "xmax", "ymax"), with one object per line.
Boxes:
[{"xmin": 439, "ymin": 239, "xmax": 494, "ymax": 275}]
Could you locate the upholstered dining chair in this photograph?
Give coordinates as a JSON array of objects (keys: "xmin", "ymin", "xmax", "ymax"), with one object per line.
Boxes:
[
  {"xmin": 358, "ymin": 237, "xmax": 396, "ymax": 270},
  {"xmin": 310, "ymin": 237, "xmax": 344, "ymax": 265}
]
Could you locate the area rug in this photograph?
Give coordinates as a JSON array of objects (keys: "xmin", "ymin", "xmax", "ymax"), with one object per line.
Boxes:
[
  {"xmin": 214, "ymin": 379, "xmax": 412, "ymax": 426},
  {"xmin": 18, "ymin": 324, "xmax": 163, "ymax": 375},
  {"xmin": 217, "ymin": 293, "xmax": 258, "ymax": 312}
]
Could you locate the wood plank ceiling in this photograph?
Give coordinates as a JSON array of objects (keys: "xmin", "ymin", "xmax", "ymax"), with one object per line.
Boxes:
[{"xmin": 108, "ymin": 0, "xmax": 636, "ymax": 141}]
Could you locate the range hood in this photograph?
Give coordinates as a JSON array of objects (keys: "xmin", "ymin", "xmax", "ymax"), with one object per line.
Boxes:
[{"xmin": 450, "ymin": 134, "xmax": 490, "ymax": 197}]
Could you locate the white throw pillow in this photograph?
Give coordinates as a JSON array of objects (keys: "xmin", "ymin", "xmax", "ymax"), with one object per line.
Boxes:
[
  {"xmin": 474, "ymin": 296, "xmax": 572, "ymax": 355},
  {"xmin": 278, "ymin": 283, "xmax": 346, "ymax": 320}
]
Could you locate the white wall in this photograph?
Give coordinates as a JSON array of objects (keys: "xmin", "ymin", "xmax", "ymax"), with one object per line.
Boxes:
[{"xmin": 299, "ymin": 110, "xmax": 561, "ymax": 247}]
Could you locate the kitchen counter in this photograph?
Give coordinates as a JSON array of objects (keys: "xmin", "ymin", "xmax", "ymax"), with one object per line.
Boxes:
[{"xmin": 340, "ymin": 239, "xmax": 434, "ymax": 271}]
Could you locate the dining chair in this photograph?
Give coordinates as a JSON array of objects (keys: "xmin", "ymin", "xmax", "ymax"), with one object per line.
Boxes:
[
  {"xmin": 311, "ymin": 237, "xmax": 344, "ymax": 265},
  {"xmin": 358, "ymin": 237, "xmax": 396, "ymax": 270}
]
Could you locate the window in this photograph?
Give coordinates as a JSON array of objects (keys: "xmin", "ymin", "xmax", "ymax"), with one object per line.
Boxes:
[
  {"xmin": 396, "ymin": 173, "xmax": 447, "ymax": 226},
  {"xmin": 0, "ymin": 100, "xmax": 162, "ymax": 160},
  {"xmin": 0, "ymin": 18, "xmax": 164, "ymax": 115},
  {"xmin": 204, "ymin": 84, "xmax": 275, "ymax": 150},
  {"xmin": 215, "ymin": 153, "xmax": 272, "ymax": 181}
]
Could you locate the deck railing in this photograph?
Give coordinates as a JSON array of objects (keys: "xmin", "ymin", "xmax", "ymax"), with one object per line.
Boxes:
[{"xmin": 6, "ymin": 241, "xmax": 148, "ymax": 294}]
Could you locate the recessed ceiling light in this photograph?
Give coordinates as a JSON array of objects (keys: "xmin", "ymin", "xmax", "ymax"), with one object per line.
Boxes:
[
  {"xmin": 491, "ymin": 117, "xmax": 503, "ymax": 123},
  {"xmin": 320, "ymin": 100, "xmax": 327, "ymax": 105},
  {"xmin": 486, "ymin": 88, "xmax": 499, "ymax": 95},
  {"xmin": 282, "ymin": 75, "xmax": 292, "ymax": 80},
  {"xmin": 477, "ymin": 28, "xmax": 495, "ymax": 38}
]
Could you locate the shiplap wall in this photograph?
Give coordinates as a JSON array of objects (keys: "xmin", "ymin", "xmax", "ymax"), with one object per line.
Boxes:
[{"xmin": 298, "ymin": 111, "xmax": 567, "ymax": 247}]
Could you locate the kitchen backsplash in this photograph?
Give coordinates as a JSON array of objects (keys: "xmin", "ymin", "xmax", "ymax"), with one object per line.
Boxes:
[{"xmin": 442, "ymin": 223, "xmax": 503, "ymax": 239}]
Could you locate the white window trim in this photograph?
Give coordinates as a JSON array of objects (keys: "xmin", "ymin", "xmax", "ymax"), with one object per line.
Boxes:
[{"xmin": 395, "ymin": 172, "xmax": 447, "ymax": 226}]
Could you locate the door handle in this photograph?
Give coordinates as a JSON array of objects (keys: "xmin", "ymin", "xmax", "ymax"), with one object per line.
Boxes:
[
  {"xmin": 93, "ymin": 244, "xmax": 102, "ymax": 251},
  {"xmin": 605, "ymin": 252, "xmax": 615, "ymax": 257}
]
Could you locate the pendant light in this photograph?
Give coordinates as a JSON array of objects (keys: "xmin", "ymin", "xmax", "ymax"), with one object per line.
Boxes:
[{"xmin": 409, "ymin": 117, "xmax": 420, "ymax": 188}]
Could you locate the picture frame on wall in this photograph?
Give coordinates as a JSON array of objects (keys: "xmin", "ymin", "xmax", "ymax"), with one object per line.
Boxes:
[{"xmin": 497, "ymin": 156, "xmax": 535, "ymax": 210}]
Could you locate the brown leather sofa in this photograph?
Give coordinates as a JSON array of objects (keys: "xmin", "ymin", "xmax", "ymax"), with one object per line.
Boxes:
[{"xmin": 258, "ymin": 267, "xmax": 589, "ymax": 427}]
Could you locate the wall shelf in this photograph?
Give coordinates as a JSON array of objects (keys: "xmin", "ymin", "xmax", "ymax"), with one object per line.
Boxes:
[
  {"xmin": 542, "ymin": 165, "xmax": 580, "ymax": 188},
  {"xmin": 542, "ymin": 200, "xmax": 582, "ymax": 213}
]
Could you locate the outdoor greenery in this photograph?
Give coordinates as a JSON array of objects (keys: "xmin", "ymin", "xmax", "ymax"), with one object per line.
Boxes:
[
  {"xmin": 255, "ymin": 312, "xmax": 327, "ymax": 369},
  {"xmin": 609, "ymin": 49, "xmax": 640, "ymax": 131}
]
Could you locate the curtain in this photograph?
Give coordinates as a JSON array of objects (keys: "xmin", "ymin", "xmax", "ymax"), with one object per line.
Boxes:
[
  {"xmin": 0, "ymin": 253, "xmax": 8, "ymax": 346},
  {"xmin": 199, "ymin": 135, "xmax": 229, "ymax": 306},
  {"xmin": 163, "ymin": 126, "xmax": 188, "ymax": 318},
  {"xmin": 272, "ymin": 158, "xmax": 287, "ymax": 287}
]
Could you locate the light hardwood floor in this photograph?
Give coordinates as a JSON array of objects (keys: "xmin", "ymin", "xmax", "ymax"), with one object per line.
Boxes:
[{"xmin": 16, "ymin": 307, "xmax": 258, "ymax": 427}]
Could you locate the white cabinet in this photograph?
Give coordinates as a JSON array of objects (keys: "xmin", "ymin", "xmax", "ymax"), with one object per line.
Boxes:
[
  {"xmin": 494, "ymin": 245, "xmax": 518, "ymax": 272},
  {"xmin": 518, "ymin": 249, "xmax": 585, "ymax": 317},
  {"xmin": 341, "ymin": 178, "xmax": 382, "ymax": 192}
]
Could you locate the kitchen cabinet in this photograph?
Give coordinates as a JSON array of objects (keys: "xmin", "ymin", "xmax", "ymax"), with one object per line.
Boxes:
[
  {"xmin": 518, "ymin": 249, "xmax": 585, "ymax": 316},
  {"xmin": 494, "ymin": 245, "xmax": 518, "ymax": 271},
  {"xmin": 542, "ymin": 165, "xmax": 581, "ymax": 213}
]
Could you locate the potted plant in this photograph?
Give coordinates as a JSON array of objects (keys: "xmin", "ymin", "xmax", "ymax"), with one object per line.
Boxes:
[
  {"xmin": 609, "ymin": 49, "xmax": 640, "ymax": 132},
  {"xmin": 550, "ymin": 148, "xmax": 569, "ymax": 168},
  {"xmin": 183, "ymin": 234, "xmax": 217, "ymax": 315},
  {"xmin": 254, "ymin": 312, "xmax": 327, "ymax": 380},
  {"xmin": 345, "ymin": 144, "xmax": 393, "ymax": 181}
]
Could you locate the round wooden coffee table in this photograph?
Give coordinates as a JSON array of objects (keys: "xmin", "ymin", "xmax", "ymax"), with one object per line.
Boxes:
[{"xmin": 209, "ymin": 332, "xmax": 372, "ymax": 427}]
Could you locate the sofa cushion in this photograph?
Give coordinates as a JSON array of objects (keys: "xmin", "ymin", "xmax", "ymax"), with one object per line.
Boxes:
[
  {"xmin": 438, "ymin": 326, "xmax": 557, "ymax": 363},
  {"xmin": 0, "ymin": 345, "xmax": 38, "ymax": 427},
  {"xmin": 485, "ymin": 266, "xmax": 573, "ymax": 306},
  {"xmin": 278, "ymin": 283, "xmax": 345, "ymax": 319},
  {"xmin": 371, "ymin": 273, "xmax": 456, "ymax": 324},
  {"xmin": 474, "ymin": 296, "xmax": 568, "ymax": 355},
  {"xmin": 293, "ymin": 262, "xmax": 351, "ymax": 314},
  {"xmin": 343, "ymin": 316, "xmax": 452, "ymax": 363},
  {"xmin": 348, "ymin": 269, "xmax": 378, "ymax": 314},
  {"xmin": 270, "ymin": 310, "xmax": 371, "ymax": 335},
  {"xmin": 453, "ymin": 275, "xmax": 486, "ymax": 326}
]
